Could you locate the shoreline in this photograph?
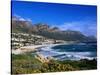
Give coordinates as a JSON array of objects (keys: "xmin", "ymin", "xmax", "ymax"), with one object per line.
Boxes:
[
  {"xmin": 12, "ymin": 43, "xmax": 97, "ymax": 61},
  {"xmin": 11, "ymin": 43, "xmax": 66, "ymax": 54}
]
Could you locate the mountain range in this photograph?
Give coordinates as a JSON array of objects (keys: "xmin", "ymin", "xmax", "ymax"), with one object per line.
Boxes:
[{"xmin": 11, "ymin": 16, "xmax": 96, "ymax": 42}]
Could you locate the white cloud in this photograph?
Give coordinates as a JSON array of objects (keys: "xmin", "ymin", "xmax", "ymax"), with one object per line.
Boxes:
[
  {"xmin": 53, "ymin": 20, "xmax": 97, "ymax": 36},
  {"xmin": 18, "ymin": 17, "xmax": 26, "ymax": 21},
  {"xmin": 13, "ymin": 14, "xmax": 32, "ymax": 22},
  {"xmin": 26, "ymin": 18, "xmax": 32, "ymax": 22}
]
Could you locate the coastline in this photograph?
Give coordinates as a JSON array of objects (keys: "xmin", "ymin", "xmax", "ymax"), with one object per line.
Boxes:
[
  {"xmin": 12, "ymin": 42, "xmax": 97, "ymax": 61},
  {"xmin": 11, "ymin": 43, "xmax": 66, "ymax": 54}
]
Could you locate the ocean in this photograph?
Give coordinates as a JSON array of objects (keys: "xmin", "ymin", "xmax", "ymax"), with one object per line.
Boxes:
[{"xmin": 33, "ymin": 43, "xmax": 97, "ymax": 61}]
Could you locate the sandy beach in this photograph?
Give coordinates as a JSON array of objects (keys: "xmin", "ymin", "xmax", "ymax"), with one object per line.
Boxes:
[{"xmin": 11, "ymin": 43, "xmax": 65, "ymax": 54}]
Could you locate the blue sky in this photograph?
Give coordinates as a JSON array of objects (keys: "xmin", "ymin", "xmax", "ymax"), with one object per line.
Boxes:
[{"xmin": 11, "ymin": 1, "xmax": 97, "ymax": 36}]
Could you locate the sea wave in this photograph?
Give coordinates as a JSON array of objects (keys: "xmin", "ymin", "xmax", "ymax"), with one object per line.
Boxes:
[{"xmin": 35, "ymin": 44, "xmax": 97, "ymax": 61}]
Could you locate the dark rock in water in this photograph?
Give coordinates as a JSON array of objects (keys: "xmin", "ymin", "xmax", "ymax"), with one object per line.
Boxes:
[{"xmin": 53, "ymin": 54, "xmax": 66, "ymax": 58}]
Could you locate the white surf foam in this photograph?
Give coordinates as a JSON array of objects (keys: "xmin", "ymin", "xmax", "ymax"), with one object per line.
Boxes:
[{"xmin": 37, "ymin": 44, "xmax": 96, "ymax": 60}]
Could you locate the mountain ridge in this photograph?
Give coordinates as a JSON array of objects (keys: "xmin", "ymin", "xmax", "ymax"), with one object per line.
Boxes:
[{"xmin": 11, "ymin": 16, "xmax": 96, "ymax": 42}]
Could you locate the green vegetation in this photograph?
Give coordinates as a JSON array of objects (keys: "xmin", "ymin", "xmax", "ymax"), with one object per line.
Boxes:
[
  {"xmin": 12, "ymin": 53, "xmax": 42, "ymax": 74},
  {"xmin": 12, "ymin": 53, "xmax": 97, "ymax": 74},
  {"xmin": 58, "ymin": 59, "xmax": 97, "ymax": 70}
]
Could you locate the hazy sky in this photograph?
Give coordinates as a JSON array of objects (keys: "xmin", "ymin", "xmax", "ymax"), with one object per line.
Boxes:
[{"xmin": 11, "ymin": 1, "xmax": 97, "ymax": 36}]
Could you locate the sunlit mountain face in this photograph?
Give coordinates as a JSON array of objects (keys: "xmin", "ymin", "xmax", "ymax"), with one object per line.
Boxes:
[{"xmin": 11, "ymin": 15, "xmax": 97, "ymax": 43}]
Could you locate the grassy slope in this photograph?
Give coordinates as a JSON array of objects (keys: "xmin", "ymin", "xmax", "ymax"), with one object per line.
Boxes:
[{"xmin": 11, "ymin": 53, "xmax": 97, "ymax": 74}]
